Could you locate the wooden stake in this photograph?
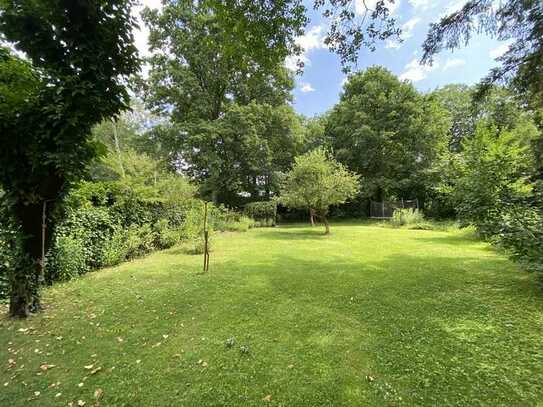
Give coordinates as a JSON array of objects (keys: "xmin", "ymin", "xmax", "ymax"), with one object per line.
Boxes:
[{"xmin": 203, "ymin": 201, "xmax": 209, "ymax": 272}]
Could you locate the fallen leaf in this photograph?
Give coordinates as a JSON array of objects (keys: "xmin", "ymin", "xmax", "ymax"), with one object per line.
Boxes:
[
  {"xmin": 262, "ymin": 395, "xmax": 272, "ymax": 402},
  {"xmin": 136, "ymin": 360, "xmax": 141, "ymax": 364},
  {"xmin": 78, "ymin": 383, "xmax": 84, "ymax": 388},
  {"xmin": 94, "ymin": 388, "xmax": 104, "ymax": 399},
  {"xmin": 55, "ymin": 392, "xmax": 62, "ymax": 398},
  {"xmin": 84, "ymin": 364, "xmax": 94, "ymax": 370},
  {"xmin": 287, "ymin": 364, "xmax": 294, "ymax": 369},
  {"xmin": 201, "ymin": 362, "xmax": 208, "ymax": 368},
  {"xmin": 77, "ymin": 400, "xmax": 86, "ymax": 406},
  {"xmin": 90, "ymin": 367, "xmax": 102, "ymax": 375},
  {"xmin": 40, "ymin": 364, "xmax": 56, "ymax": 371},
  {"xmin": 34, "ymin": 391, "xmax": 40, "ymax": 397}
]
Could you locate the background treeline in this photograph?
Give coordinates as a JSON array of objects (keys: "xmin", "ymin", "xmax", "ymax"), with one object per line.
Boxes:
[{"xmin": 2, "ymin": 63, "xmax": 542, "ymax": 300}]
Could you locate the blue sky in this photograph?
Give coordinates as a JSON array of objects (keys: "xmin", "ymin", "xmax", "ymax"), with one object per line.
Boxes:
[
  {"xmin": 290, "ymin": 0, "xmax": 513, "ymax": 117},
  {"xmin": 135, "ymin": 0, "xmax": 512, "ymax": 118}
]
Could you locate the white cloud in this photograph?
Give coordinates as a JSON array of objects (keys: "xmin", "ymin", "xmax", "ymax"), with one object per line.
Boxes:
[
  {"xmin": 355, "ymin": 0, "xmax": 401, "ymax": 16},
  {"xmin": 443, "ymin": 58, "xmax": 466, "ymax": 70},
  {"xmin": 489, "ymin": 40, "xmax": 513, "ymax": 59},
  {"xmin": 300, "ymin": 82, "xmax": 316, "ymax": 93},
  {"xmin": 132, "ymin": 0, "xmax": 162, "ymax": 58},
  {"xmin": 399, "ymin": 58, "xmax": 439, "ymax": 82},
  {"xmin": 385, "ymin": 39, "xmax": 402, "ymax": 49},
  {"xmin": 408, "ymin": 0, "xmax": 432, "ymax": 10},
  {"xmin": 385, "ymin": 17, "xmax": 421, "ymax": 50},
  {"xmin": 285, "ymin": 25, "xmax": 327, "ymax": 71}
]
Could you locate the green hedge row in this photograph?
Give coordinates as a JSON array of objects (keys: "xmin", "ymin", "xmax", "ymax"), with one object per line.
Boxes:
[{"xmin": 0, "ymin": 182, "xmax": 255, "ymax": 300}]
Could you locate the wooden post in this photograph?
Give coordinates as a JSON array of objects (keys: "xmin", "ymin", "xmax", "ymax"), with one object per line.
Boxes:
[
  {"xmin": 381, "ymin": 201, "xmax": 385, "ymax": 219},
  {"xmin": 39, "ymin": 201, "xmax": 47, "ymax": 286},
  {"xmin": 203, "ymin": 201, "xmax": 209, "ymax": 272}
]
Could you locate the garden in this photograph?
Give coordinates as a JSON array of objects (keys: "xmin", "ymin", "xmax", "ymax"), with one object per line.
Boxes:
[{"xmin": 1, "ymin": 0, "xmax": 543, "ymax": 405}]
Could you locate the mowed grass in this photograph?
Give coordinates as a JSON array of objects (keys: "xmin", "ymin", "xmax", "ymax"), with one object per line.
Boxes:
[{"xmin": 1, "ymin": 223, "xmax": 543, "ymax": 406}]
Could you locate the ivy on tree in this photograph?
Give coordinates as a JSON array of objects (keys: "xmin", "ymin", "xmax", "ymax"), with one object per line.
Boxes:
[{"xmin": 0, "ymin": 0, "xmax": 139, "ymax": 318}]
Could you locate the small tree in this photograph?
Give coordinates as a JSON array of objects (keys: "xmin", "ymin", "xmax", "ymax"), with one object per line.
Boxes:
[{"xmin": 279, "ymin": 148, "xmax": 360, "ymax": 234}]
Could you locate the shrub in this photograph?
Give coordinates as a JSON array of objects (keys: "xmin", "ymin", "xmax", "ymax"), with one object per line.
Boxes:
[
  {"xmin": 391, "ymin": 208, "xmax": 425, "ymax": 228},
  {"xmin": 125, "ymin": 224, "xmax": 157, "ymax": 259},
  {"xmin": 153, "ymin": 219, "xmax": 180, "ymax": 249},
  {"xmin": 101, "ymin": 227, "xmax": 130, "ymax": 267},
  {"xmin": 48, "ymin": 235, "xmax": 88, "ymax": 281},
  {"xmin": 244, "ymin": 201, "xmax": 276, "ymax": 226},
  {"xmin": 493, "ymin": 205, "xmax": 543, "ymax": 274}
]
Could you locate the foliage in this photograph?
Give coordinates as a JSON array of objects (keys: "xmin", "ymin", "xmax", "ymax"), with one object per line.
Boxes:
[
  {"xmin": 421, "ymin": 0, "xmax": 543, "ymax": 107},
  {"xmin": 445, "ymin": 124, "xmax": 535, "ymax": 237},
  {"xmin": 493, "ymin": 205, "xmax": 543, "ymax": 274},
  {"xmin": 390, "ymin": 208, "xmax": 425, "ymax": 228},
  {"xmin": 244, "ymin": 201, "xmax": 277, "ymax": 227},
  {"xmin": 0, "ymin": 0, "xmax": 139, "ymax": 317},
  {"xmin": 313, "ymin": 0, "xmax": 401, "ymax": 72},
  {"xmin": 279, "ymin": 148, "xmax": 360, "ymax": 233},
  {"xmin": 326, "ymin": 67, "xmax": 449, "ymax": 202}
]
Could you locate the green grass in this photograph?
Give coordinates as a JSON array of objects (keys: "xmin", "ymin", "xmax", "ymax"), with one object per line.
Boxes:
[{"xmin": 1, "ymin": 223, "xmax": 543, "ymax": 406}]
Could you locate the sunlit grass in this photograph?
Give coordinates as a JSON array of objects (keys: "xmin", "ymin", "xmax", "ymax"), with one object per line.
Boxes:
[{"xmin": 1, "ymin": 223, "xmax": 542, "ymax": 406}]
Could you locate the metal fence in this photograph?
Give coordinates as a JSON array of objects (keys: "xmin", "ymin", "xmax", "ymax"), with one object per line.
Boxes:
[{"xmin": 370, "ymin": 199, "xmax": 419, "ymax": 219}]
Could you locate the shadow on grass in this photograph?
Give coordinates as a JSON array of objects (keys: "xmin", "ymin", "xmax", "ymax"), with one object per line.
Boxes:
[
  {"xmin": 253, "ymin": 228, "xmax": 328, "ymax": 240},
  {"xmin": 413, "ymin": 233, "xmax": 486, "ymax": 248}
]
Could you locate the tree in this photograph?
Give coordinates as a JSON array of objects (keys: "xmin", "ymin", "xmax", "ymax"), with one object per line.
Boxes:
[
  {"xmin": 421, "ymin": 0, "xmax": 543, "ymax": 106},
  {"xmin": 166, "ymin": 102, "xmax": 305, "ymax": 205},
  {"xmin": 0, "ymin": 0, "xmax": 139, "ymax": 317},
  {"xmin": 326, "ymin": 66, "xmax": 449, "ymax": 203},
  {"xmin": 279, "ymin": 148, "xmax": 360, "ymax": 234},
  {"xmin": 140, "ymin": 0, "xmax": 309, "ymax": 204},
  {"xmin": 444, "ymin": 122, "xmax": 535, "ymax": 236}
]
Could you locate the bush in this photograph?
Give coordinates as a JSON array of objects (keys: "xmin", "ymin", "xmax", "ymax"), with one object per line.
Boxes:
[
  {"xmin": 222, "ymin": 215, "xmax": 255, "ymax": 232},
  {"xmin": 391, "ymin": 208, "xmax": 425, "ymax": 228},
  {"xmin": 244, "ymin": 201, "xmax": 276, "ymax": 226},
  {"xmin": 101, "ymin": 227, "xmax": 130, "ymax": 267},
  {"xmin": 493, "ymin": 205, "xmax": 543, "ymax": 274},
  {"xmin": 125, "ymin": 224, "xmax": 157, "ymax": 259},
  {"xmin": 48, "ymin": 235, "xmax": 88, "ymax": 281}
]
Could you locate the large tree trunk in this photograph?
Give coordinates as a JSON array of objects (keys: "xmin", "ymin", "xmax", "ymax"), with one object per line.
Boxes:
[
  {"xmin": 8, "ymin": 173, "xmax": 62, "ymax": 318},
  {"xmin": 9, "ymin": 201, "xmax": 49, "ymax": 317},
  {"xmin": 309, "ymin": 208, "xmax": 316, "ymax": 227}
]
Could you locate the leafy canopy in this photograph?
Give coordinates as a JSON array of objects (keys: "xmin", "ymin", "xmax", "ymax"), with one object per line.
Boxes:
[
  {"xmin": 279, "ymin": 148, "xmax": 360, "ymax": 215},
  {"xmin": 326, "ymin": 66, "xmax": 449, "ymax": 201},
  {"xmin": 421, "ymin": 0, "xmax": 543, "ymax": 105}
]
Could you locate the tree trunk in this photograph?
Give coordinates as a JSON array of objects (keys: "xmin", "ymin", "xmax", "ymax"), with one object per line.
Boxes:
[
  {"xmin": 211, "ymin": 190, "xmax": 219, "ymax": 205},
  {"xmin": 309, "ymin": 208, "xmax": 315, "ymax": 227},
  {"xmin": 322, "ymin": 214, "xmax": 330, "ymax": 235},
  {"xmin": 8, "ymin": 172, "xmax": 62, "ymax": 318},
  {"xmin": 9, "ymin": 201, "xmax": 50, "ymax": 317}
]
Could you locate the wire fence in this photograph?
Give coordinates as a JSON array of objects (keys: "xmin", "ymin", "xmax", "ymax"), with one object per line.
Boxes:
[{"xmin": 369, "ymin": 199, "xmax": 419, "ymax": 219}]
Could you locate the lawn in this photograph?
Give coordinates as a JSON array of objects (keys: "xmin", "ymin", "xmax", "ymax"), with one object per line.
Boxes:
[{"xmin": 1, "ymin": 223, "xmax": 543, "ymax": 406}]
